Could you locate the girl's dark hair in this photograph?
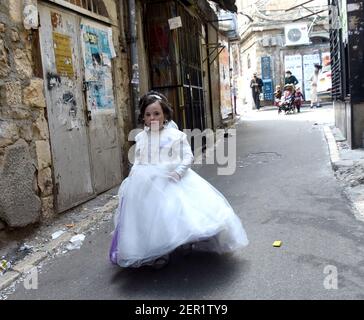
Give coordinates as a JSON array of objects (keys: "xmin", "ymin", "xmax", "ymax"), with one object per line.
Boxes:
[{"xmin": 137, "ymin": 90, "xmax": 173, "ymax": 124}]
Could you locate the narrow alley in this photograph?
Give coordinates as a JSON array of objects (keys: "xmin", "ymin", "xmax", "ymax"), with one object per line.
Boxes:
[{"xmin": 3, "ymin": 105, "xmax": 364, "ymax": 300}]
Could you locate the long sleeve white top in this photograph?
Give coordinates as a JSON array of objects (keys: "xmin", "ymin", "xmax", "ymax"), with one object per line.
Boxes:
[{"xmin": 133, "ymin": 126, "xmax": 194, "ymax": 178}]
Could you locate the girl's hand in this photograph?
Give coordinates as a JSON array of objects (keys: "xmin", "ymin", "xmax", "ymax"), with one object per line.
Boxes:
[{"xmin": 168, "ymin": 172, "xmax": 181, "ymax": 182}]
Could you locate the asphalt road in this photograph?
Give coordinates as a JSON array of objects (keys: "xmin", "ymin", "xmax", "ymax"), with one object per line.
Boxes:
[{"xmin": 6, "ymin": 106, "xmax": 364, "ymax": 299}]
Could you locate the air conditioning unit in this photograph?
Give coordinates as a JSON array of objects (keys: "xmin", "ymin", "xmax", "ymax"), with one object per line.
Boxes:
[{"xmin": 284, "ymin": 24, "xmax": 310, "ymax": 46}]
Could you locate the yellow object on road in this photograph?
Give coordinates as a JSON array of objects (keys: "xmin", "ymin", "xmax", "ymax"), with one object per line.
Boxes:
[{"xmin": 273, "ymin": 240, "xmax": 282, "ymax": 247}]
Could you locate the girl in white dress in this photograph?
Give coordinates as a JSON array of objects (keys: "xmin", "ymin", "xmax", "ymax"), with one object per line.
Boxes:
[{"xmin": 109, "ymin": 91, "xmax": 248, "ymax": 268}]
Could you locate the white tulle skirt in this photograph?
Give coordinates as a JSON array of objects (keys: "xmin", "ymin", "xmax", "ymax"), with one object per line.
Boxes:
[{"xmin": 110, "ymin": 164, "xmax": 248, "ymax": 268}]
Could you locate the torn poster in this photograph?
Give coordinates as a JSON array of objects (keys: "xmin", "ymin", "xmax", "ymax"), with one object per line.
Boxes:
[{"xmin": 81, "ymin": 23, "xmax": 115, "ymax": 110}]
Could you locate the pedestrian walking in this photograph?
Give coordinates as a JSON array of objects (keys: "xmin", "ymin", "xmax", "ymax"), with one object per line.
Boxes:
[
  {"xmin": 109, "ymin": 91, "xmax": 249, "ymax": 269},
  {"xmin": 310, "ymin": 64, "xmax": 322, "ymax": 108},
  {"xmin": 250, "ymin": 73, "xmax": 264, "ymax": 110}
]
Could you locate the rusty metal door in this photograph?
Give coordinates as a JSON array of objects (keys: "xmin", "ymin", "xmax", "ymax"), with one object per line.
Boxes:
[
  {"xmin": 38, "ymin": 3, "xmax": 121, "ymax": 212},
  {"xmin": 80, "ymin": 18, "xmax": 122, "ymax": 194},
  {"xmin": 38, "ymin": 4, "xmax": 94, "ymax": 212}
]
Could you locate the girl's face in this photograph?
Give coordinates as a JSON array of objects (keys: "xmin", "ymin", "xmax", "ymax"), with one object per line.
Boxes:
[{"xmin": 143, "ymin": 101, "xmax": 165, "ymax": 129}]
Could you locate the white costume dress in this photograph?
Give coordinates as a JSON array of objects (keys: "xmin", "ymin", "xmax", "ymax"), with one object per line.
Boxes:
[{"xmin": 110, "ymin": 124, "xmax": 248, "ymax": 268}]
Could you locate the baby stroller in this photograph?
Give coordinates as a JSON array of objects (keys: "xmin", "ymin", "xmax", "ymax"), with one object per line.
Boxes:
[{"xmin": 278, "ymin": 84, "xmax": 296, "ymax": 114}]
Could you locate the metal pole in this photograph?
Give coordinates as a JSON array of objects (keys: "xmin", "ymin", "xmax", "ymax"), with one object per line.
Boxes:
[{"xmin": 124, "ymin": 0, "xmax": 140, "ymax": 127}]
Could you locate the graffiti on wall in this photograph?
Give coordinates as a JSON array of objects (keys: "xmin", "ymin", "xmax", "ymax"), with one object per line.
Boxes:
[{"xmin": 47, "ymin": 72, "xmax": 61, "ymax": 90}]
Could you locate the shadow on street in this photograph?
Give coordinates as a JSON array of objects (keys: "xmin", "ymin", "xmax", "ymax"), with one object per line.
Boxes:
[{"xmin": 110, "ymin": 250, "xmax": 250, "ymax": 299}]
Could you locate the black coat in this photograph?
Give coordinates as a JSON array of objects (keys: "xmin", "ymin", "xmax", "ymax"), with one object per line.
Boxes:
[
  {"xmin": 284, "ymin": 75, "xmax": 298, "ymax": 86},
  {"xmin": 250, "ymin": 77, "xmax": 263, "ymax": 94}
]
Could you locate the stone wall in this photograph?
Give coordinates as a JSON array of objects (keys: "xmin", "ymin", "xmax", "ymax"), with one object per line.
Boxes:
[{"xmin": 0, "ymin": 0, "xmax": 52, "ymax": 228}]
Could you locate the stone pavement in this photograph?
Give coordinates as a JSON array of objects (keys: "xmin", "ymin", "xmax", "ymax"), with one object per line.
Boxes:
[
  {"xmin": 0, "ymin": 187, "xmax": 119, "ymax": 293},
  {"xmin": 239, "ymin": 102, "xmax": 364, "ymax": 224}
]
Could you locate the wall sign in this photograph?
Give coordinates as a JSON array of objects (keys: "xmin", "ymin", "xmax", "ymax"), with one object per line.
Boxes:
[{"xmin": 53, "ymin": 32, "xmax": 74, "ymax": 78}]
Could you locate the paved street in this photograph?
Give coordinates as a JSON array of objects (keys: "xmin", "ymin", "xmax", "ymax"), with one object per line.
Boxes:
[{"xmin": 5, "ymin": 105, "xmax": 364, "ymax": 300}]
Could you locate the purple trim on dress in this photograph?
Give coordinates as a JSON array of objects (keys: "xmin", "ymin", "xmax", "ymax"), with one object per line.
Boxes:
[
  {"xmin": 109, "ymin": 198, "xmax": 123, "ymax": 264},
  {"xmin": 109, "ymin": 227, "xmax": 119, "ymax": 264}
]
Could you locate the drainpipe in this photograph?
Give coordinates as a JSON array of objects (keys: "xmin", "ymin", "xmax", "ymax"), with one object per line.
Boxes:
[{"xmin": 124, "ymin": 0, "xmax": 140, "ymax": 127}]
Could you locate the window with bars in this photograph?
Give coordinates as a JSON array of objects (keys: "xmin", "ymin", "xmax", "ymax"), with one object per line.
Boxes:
[
  {"xmin": 60, "ymin": 0, "xmax": 108, "ymax": 17},
  {"xmin": 329, "ymin": 0, "xmax": 341, "ymax": 100}
]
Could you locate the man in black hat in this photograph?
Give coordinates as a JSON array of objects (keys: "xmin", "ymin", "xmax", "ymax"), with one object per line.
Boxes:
[{"xmin": 284, "ymin": 70, "xmax": 298, "ymax": 87}]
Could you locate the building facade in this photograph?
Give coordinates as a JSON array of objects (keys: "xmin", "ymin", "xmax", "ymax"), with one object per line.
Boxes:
[{"xmin": 235, "ymin": 0, "xmax": 331, "ymax": 109}]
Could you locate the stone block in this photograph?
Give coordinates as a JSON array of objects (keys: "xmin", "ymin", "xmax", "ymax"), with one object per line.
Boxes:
[
  {"xmin": 32, "ymin": 114, "xmax": 49, "ymax": 140},
  {"xmin": 10, "ymin": 107, "xmax": 31, "ymax": 120},
  {"xmin": 0, "ymin": 39, "xmax": 10, "ymax": 77},
  {"xmin": 23, "ymin": 78, "xmax": 46, "ymax": 108},
  {"xmin": 35, "ymin": 140, "xmax": 52, "ymax": 170},
  {"xmin": 0, "ymin": 120, "xmax": 19, "ymax": 148},
  {"xmin": 0, "ymin": 81, "xmax": 22, "ymax": 106},
  {"xmin": 19, "ymin": 121, "xmax": 33, "ymax": 142},
  {"xmin": 0, "ymin": 139, "xmax": 41, "ymax": 227},
  {"xmin": 38, "ymin": 167, "xmax": 53, "ymax": 196},
  {"xmin": 14, "ymin": 48, "xmax": 33, "ymax": 79},
  {"xmin": 8, "ymin": 0, "xmax": 22, "ymax": 24},
  {"xmin": 11, "ymin": 30, "xmax": 20, "ymax": 42},
  {"xmin": 41, "ymin": 195, "xmax": 55, "ymax": 219}
]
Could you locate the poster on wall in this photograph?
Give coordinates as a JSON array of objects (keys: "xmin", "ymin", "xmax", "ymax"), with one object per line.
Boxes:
[
  {"xmin": 284, "ymin": 55, "xmax": 303, "ymax": 87},
  {"xmin": 53, "ymin": 32, "xmax": 74, "ymax": 78},
  {"xmin": 81, "ymin": 22, "xmax": 115, "ymax": 111},
  {"xmin": 303, "ymin": 53, "xmax": 321, "ymax": 101},
  {"xmin": 261, "ymin": 57, "xmax": 273, "ymax": 100}
]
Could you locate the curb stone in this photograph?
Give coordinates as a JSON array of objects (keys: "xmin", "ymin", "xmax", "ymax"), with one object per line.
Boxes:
[
  {"xmin": 12, "ymin": 251, "xmax": 49, "ymax": 274},
  {"xmin": 323, "ymin": 126, "xmax": 364, "ymax": 222},
  {"xmin": 0, "ymin": 272, "xmax": 21, "ymax": 291},
  {"xmin": 0, "ymin": 197, "xmax": 119, "ymax": 294},
  {"xmin": 323, "ymin": 126, "xmax": 340, "ymax": 165}
]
